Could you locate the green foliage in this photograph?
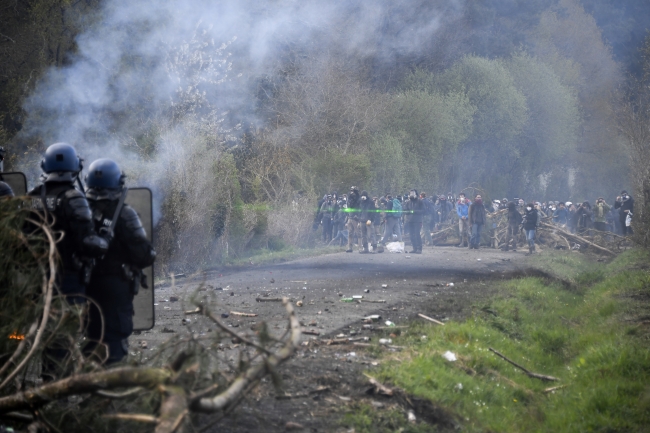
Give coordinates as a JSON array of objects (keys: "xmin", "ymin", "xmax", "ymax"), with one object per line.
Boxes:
[
  {"xmin": 440, "ymin": 55, "xmax": 528, "ymax": 146},
  {"xmin": 504, "ymin": 52, "xmax": 580, "ymax": 198},
  {"xmin": 308, "ymin": 149, "xmax": 371, "ymax": 195},
  {"xmin": 369, "ymin": 250, "xmax": 650, "ymax": 432}
]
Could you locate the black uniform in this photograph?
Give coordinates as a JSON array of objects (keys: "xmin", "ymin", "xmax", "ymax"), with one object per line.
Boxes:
[
  {"xmin": 404, "ymin": 196, "xmax": 424, "ymax": 253},
  {"xmin": 28, "ymin": 182, "xmax": 103, "ymax": 303},
  {"xmin": 615, "ymin": 195, "xmax": 634, "ymax": 236},
  {"xmin": 86, "ymin": 193, "xmax": 155, "ymax": 363}
]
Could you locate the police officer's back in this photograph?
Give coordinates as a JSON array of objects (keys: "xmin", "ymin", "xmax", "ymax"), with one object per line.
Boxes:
[
  {"xmin": 27, "ymin": 143, "xmax": 108, "ymax": 302},
  {"xmin": 85, "ymin": 159, "xmax": 155, "ymax": 364}
]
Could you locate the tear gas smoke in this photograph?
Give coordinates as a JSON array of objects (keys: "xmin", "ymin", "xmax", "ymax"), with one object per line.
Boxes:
[{"xmin": 16, "ymin": 0, "xmax": 463, "ymax": 218}]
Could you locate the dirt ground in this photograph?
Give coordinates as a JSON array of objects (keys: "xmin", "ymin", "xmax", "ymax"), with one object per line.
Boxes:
[{"xmin": 136, "ymin": 246, "xmax": 531, "ymax": 432}]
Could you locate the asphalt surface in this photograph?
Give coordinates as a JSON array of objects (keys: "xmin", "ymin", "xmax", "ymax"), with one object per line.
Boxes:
[{"xmin": 126, "ymin": 246, "xmax": 531, "ymax": 432}]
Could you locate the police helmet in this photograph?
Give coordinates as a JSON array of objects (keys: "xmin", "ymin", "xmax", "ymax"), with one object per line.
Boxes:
[
  {"xmin": 41, "ymin": 143, "xmax": 82, "ymax": 174},
  {"xmin": 86, "ymin": 158, "xmax": 125, "ymax": 189}
]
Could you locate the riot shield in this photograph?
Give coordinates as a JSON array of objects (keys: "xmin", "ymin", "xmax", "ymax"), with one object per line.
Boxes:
[
  {"xmin": 0, "ymin": 172, "xmax": 27, "ymax": 196},
  {"xmin": 125, "ymin": 188, "xmax": 155, "ymax": 330}
]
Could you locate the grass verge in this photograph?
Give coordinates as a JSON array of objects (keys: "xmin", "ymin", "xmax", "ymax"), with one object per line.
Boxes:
[{"xmin": 345, "ymin": 249, "xmax": 650, "ymax": 432}]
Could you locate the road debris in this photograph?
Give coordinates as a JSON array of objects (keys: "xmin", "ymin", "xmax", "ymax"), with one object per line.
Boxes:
[
  {"xmin": 443, "ymin": 351, "xmax": 457, "ymax": 361},
  {"xmin": 418, "ymin": 313, "xmax": 445, "ymax": 325},
  {"xmin": 230, "ymin": 311, "xmax": 257, "ymax": 317}
]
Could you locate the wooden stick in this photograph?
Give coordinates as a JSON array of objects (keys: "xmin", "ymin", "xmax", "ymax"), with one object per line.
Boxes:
[
  {"xmin": 543, "ymin": 385, "xmax": 567, "ymax": 393},
  {"xmin": 301, "ymin": 329, "xmax": 320, "ymax": 336},
  {"xmin": 229, "ymin": 311, "xmax": 257, "ymax": 317},
  {"xmin": 418, "ymin": 313, "xmax": 445, "ymax": 326},
  {"xmin": 488, "ymin": 348, "xmax": 559, "ymax": 382},
  {"xmin": 184, "ymin": 308, "xmax": 201, "ymax": 315},
  {"xmin": 103, "ymin": 414, "xmax": 158, "ymax": 423},
  {"xmin": 363, "ymin": 374, "xmax": 394, "ymax": 396},
  {"xmin": 255, "ymin": 297, "xmax": 284, "ymax": 302},
  {"xmin": 361, "ymin": 299, "xmax": 387, "ymax": 304}
]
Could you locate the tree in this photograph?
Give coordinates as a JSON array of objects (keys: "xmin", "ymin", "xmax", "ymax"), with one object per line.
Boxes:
[
  {"xmin": 503, "ymin": 52, "xmax": 580, "ymax": 198},
  {"xmin": 437, "ymin": 55, "xmax": 528, "ymax": 194}
]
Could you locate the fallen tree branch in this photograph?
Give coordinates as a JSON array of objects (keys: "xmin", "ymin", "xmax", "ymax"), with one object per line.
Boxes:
[
  {"xmin": 0, "ymin": 367, "xmax": 172, "ymax": 413},
  {"xmin": 0, "ymin": 218, "xmax": 57, "ymax": 390},
  {"xmin": 488, "ymin": 348, "xmax": 559, "ymax": 382},
  {"xmin": 193, "ymin": 298, "xmax": 301, "ymax": 412},
  {"xmin": 543, "ymin": 384, "xmax": 567, "ymax": 393},
  {"xmin": 540, "ymin": 223, "xmax": 615, "ymax": 256},
  {"xmin": 94, "ymin": 387, "xmax": 144, "ymax": 399}
]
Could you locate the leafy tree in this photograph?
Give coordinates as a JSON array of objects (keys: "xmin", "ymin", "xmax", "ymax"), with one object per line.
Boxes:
[{"xmin": 503, "ymin": 52, "xmax": 580, "ymax": 198}]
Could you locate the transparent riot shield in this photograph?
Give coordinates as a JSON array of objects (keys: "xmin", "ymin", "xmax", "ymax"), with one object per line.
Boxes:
[
  {"xmin": 125, "ymin": 188, "xmax": 155, "ymax": 330},
  {"xmin": 0, "ymin": 172, "xmax": 27, "ymax": 196}
]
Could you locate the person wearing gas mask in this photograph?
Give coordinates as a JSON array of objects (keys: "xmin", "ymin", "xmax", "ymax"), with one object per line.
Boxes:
[
  {"xmin": 346, "ymin": 186, "xmax": 361, "ymax": 253},
  {"xmin": 27, "ymin": 143, "xmax": 109, "ymax": 379},
  {"xmin": 404, "ymin": 189, "xmax": 424, "ymax": 253},
  {"xmin": 468, "ymin": 194, "xmax": 486, "ymax": 249},
  {"xmin": 522, "ymin": 202, "xmax": 538, "ymax": 255},
  {"xmin": 615, "ymin": 191, "xmax": 634, "ymax": 236},
  {"xmin": 84, "ymin": 159, "xmax": 156, "ymax": 364},
  {"xmin": 592, "ymin": 197, "xmax": 611, "ymax": 233},
  {"xmin": 0, "ymin": 146, "xmax": 15, "ymax": 198},
  {"xmin": 319, "ymin": 194, "xmax": 335, "ymax": 243},
  {"xmin": 356, "ymin": 190, "xmax": 374, "ymax": 254}
]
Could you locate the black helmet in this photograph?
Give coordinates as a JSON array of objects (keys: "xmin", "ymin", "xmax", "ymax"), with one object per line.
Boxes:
[{"xmin": 86, "ymin": 158, "xmax": 125, "ymax": 189}]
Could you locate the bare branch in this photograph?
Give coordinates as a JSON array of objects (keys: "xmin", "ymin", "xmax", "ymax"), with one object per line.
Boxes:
[{"xmin": 193, "ymin": 298, "xmax": 300, "ymax": 412}]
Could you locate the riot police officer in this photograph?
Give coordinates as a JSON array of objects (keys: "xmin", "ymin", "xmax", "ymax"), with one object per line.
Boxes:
[
  {"xmin": 28, "ymin": 143, "xmax": 108, "ymax": 302},
  {"xmin": 85, "ymin": 158, "xmax": 156, "ymax": 364}
]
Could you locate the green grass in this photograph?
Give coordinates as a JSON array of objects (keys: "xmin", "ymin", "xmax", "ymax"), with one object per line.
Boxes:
[{"xmin": 346, "ymin": 250, "xmax": 650, "ymax": 433}]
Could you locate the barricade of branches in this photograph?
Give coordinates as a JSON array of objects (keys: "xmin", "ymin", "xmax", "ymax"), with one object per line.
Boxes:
[
  {"xmin": 487, "ymin": 209, "xmax": 622, "ymax": 256},
  {"xmin": 0, "ymin": 198, "xmax": 302, "ymax": 432}
]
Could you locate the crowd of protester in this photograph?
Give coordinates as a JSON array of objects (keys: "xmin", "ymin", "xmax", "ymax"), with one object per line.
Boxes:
[{"xmin": 314, "ymin": 186, "xmax": 634, "ymax": 255}]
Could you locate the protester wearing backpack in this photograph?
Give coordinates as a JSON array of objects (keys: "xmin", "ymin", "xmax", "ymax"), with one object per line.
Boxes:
[{"xmin": 380, "ymin": 194, "xmax": 402, "ymax": 244}]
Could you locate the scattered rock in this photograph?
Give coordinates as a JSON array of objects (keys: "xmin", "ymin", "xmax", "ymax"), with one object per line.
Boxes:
[
  {"xmin": 285, "ymin": 421, "xmax": 304, "ymax": 431},
  {"xmin": 161, "ymin": 327, "xmax": 176, "ymax": 333},
  {"xmin": 221, "ymin": 313, "xmax": 229, "ymax": 319},
  {"xmin": 138, "ymin": 341, "xmax": 148, "ymax": 349},
  {"xmin": 308, "ymin": 320, "xmax": 318, "ymax": 327},
  {"xmin": 182, "ymin": 318, "xmax": 191, "ymax": 325},
  {"xmin": 296, "ymin": 300, "xmax": 303, "ymax": 307},
  {"xmin": 230, "ymin": 292, "xmax": 234, "ymax": 296}
]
